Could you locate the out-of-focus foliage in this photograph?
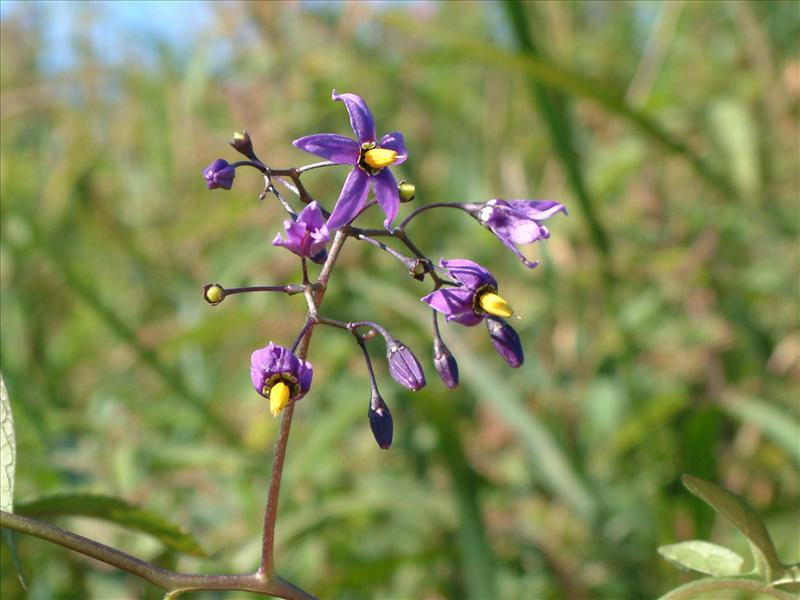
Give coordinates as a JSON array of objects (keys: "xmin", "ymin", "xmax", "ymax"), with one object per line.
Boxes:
[{"xmin": 1, "ymin": 1, "xmax": 798, "ymax": 598}]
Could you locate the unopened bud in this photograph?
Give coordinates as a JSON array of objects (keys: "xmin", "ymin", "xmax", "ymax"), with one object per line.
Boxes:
[
  {"xmin": 433, "ymin": 339, "xmax": 459, "ymax": 389},
  {"xmin": 229, "ymin": 130, "xmax": 256, "ymax": 160},
  {"xmin": 398, "ymin": 180, "xmax": 416, "ymax": 203},
  {"xmin": 409, "ymin": 259, "xmax": 429, "ymax": 281},
  {"xmin": 368, "ymin": 391, "xmax": 393, "ymax": 449},
  {"xmin": 203, "ymin": 283, "xmax": 225, "ymax": 306},
  {"xmin": 485, "ymin": 316, "xmax": 524, "ymax": 368},
  {"xmin": 386, "ymin": 340, "xmax": 426, "ymax": 391}
]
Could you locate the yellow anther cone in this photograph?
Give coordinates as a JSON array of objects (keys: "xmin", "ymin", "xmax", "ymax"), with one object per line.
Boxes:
[
  {"xmin": 269, "ymin": 381, "xmax": 291, "ymax": 417},
  {"xmin": 364, "ymin": 148, "xmax": 397, "ymax": 169},
  {"xmin": 479, "ymin": 292, "xmax": 513, "ymax": 318}
]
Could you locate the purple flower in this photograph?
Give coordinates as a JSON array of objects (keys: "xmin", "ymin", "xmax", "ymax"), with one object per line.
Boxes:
[
  {"xmin": 203, "ymin": 158, "xmax": 236, "ymax": 190},
  {"xmin": 485, "ymin": 316, "xmax": 524, "ymax": 368},
  {"xmin": 250, "ymin": 342, "xmax": 313, "ymax": 416},
  {"xmin": 474, "ymin": 199, "xmax": 567, "ymax": 268},
  {"xmin": 422, "ymin": 259, "xmax": 514, "ymax": 327},
  {"xmin": 433, "ymin": 338, "xmax": 459, "ymax": 389},
  {"xmin": 368, "ymin": 391, "xmax": 393, "ymax": 449},
  {"xmin": 293, "ymin": 90, "xmax": 407, "ymax": 230},
  {"xmin": 272, "ymin": 201, "xmax": 330, "ymax": 262},
  {"xmin": 386, "ymin": 340, "xmax": 426, "ymax": 391}
]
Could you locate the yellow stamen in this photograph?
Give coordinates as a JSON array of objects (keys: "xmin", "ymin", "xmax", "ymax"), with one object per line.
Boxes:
[
  {"xmin": 479, "ymin": 292, "xmax": 513, "ymax": 318},
  {"xmin": 363, "ymin": 148, "xmax": 398, "ymax": 170},
  {"xmin": 269, "ymin": 381, "xmax": 291, "ymax": 417}
]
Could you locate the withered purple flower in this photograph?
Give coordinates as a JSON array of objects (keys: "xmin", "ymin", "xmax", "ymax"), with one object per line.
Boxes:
[
  {"xmin": 386, "ymin": 339, "xmax": 426, "ymax": 391},
  {"xmin": 485, "ymin": 316, "xmax": 524, "ymax": 368},
  {"xmin": 203, "ymin": 158, "xmax": 236, "ymax": 190},
  {"xmin": 250, "ymin": 342, "xmax": 313, "ymax": 417},
  {"xmin": 272, "ymin": 201, "xmax": 330, "ymax": 262},
  {"xmin": 293, "ymin": 90, "xmax": 407, "ymax": 230},
  {"xmin": 422, "ymin": 259, "xmax": 514, "ymax": 327},
  {"xmin": 472, "ymin": 199, "xmax": 567, "ymax": 268},
  {"xmin": 368, "ymin": 391, "xmax": 393, "ymax": 449}
]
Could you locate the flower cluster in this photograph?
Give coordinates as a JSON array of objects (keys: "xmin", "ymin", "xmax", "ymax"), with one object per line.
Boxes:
[{"xmin": 202, "ymin": 90, "xmax": 566, "ymax": 449}]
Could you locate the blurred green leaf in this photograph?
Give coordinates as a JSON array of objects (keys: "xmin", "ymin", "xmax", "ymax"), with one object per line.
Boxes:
[
  {"xmin": 15, "ymin": 493, "xmax": 206, "ymax": 557},
  {"xmin": 682, "ymin": 475, "xmax": 785, "ymax": 582},
  {"xmin": 658, "ymin": 540, "xmax": 745, "ymax": 577},
  {"xmin": 721, "ymin": 395, "xmax": 800, "ymax": 467}
]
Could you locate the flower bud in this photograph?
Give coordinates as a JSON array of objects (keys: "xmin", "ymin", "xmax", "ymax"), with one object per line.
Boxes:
[
  {"xmin": 203, "ymin": 158, "xmax": 236, "ymax": 190},
  {"xmin": 485, "ymin": 316, "xmax": 524, "ymax": 368},
  {"xmin": 433, "ymin": 338, "xmax": 459, "ymax": 389},
  {"xmin": 398, "ymin": 180, "xmax": 416, "ymax": 203},
  {"xmin": 368, "ymin": 392, "xmax": 393, "ymax": 449},
  {"xmin": 203, "ymin": 283, "xmax": 225, "ymax": 305},
  {"xmin": 386, "ymin": 340, "xmax": 426, "ymax": 391},
  {"xmin": 229, "ymin": 130, "xmax": 256, "ymax": 160}
]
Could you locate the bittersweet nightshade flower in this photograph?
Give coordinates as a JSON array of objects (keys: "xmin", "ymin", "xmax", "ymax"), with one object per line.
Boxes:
[
  {"xmin": 250, "ymin": 342, "xmax": 313, "ymax": 416},
  {"xmin": 422, "ymin": 259, "xmax": 514, "ymax": 327},
  {"xmin": 293, "ymin": 90, "xmax": 407, "ymax": 230},
  {"xmin": 472, "ymin": 199, "xmax": 567, "ymax": 268},
  {"xmin": 272, "ymin": 201, "xmax": 330, "ymax": 262},
  {"xmin": 485, "ymin": 316, "xmax": 524, "ymax": 368},
  {"xmin": 433, "ymin": 338, "xmax": 459, "ymax": 389},
  {"xmin": 368, "ymin": 390, "xmax": 393, "ymax": 449},
  {"xmin": 203, "ymin": 158, "xmax": 236, "ymax": 190},
  {"xmin": 386, "ymin": 339, "xmax": 426, "ymax": 391}
]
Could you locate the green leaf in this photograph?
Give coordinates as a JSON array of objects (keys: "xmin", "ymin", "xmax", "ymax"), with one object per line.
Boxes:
[
  {"xmin": 658, "ymin": 540, "xmax": 745, "ymax": 577},
  {"xmin": 15, "ymin": 493, "xmax": 206, "ymax": 557},
  {"xmin": 0, "ymin": 374, "xmax": 15, "ymax": 513},
  {"xmin": 720, "ymin": 395, "xmax": 800, "ymax": 467},
  {"xmin": 682, "ymin": 475, "xmax": 785, "ymax": 582}
]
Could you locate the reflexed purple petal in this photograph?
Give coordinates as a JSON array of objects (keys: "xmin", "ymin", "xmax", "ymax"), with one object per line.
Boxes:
[
  {"xmin": 292, "ymin": 133, "xmax": 359, "ymax": 164},
  {"xmin": 327, "ymin": 167, "xmax": 371, "ymax": 230},
  {"xmin": 495, "ymin": 234, "xmax": 541, "ymax": 269},
  {"xmin": 297, "ymin": 359, "xmax": 314, "ymax": 396},
  {"xmin": 297, "ymin": 201, "xmax": 326, "ymax": 230},
  {"xmin": 422, "ymin": 287, "xmax": 482, "ymax": 326},
  {"xmin": 511, "ymin": 200, "xmax": 568, "ymax": 221},
  {"xmin": 379, "ymin": 131, "xmax": 407, "ymax": 165},
  {"xmin": 484, "ymin": 207, "xmax": 544, "ymax": 244},
  {"xmin": 372, "ymin": 168, "xmax": 400, "ymax": 229},
  {"xmin": 439, "ymin": 259, "xmax": 497, "ymax": 290},
  {"xmin": 332, "ymin": 90, "xmax": 376, "ymax": 143}
]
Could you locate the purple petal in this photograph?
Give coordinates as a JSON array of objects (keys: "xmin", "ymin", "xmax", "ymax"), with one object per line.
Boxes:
[
  {"xmin": 292, "ymin": 133, "xmax": 359, "ymax": 165},
  {"xmin": 439, "ymin": 259, "xmax": 497, "ymax": 290},
  {"xmin": 486, "ymin": 209, "xmax": 545, "ymax": 244},
  {"xmin": 372, "ymin": 168, "xmax": 400, "ymax": 229},
  {"xmin": 511, "ymin": 200, "xmax": 568, "ymax": 221},
  {"xmin": 297, "ymin": 201, "xmax": 326, "ymax": 231},
  {"xmin": 326, "ymin": 167, "xmax": 371, "ymax": 230},
  {"xmin": 379, "ymin": 131, "xmax": 407, "ymax": 165},
  {"xmin": 332, "ymin": 90, "xmax": 376, "ymax": 143},
  {"xmin": 422, "ymin": 288, "xmax": 482, "ymax": 327}
]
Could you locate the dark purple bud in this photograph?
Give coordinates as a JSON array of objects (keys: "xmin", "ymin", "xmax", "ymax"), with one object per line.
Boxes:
[
  {"xmin": 203, "ymin": 158, "xmax": 236, "ymax": 190},
  {"xmin": 433, "ymin": 338, "xmax": 459, "ymax": 389},
  {"xmin": 310, "ymin": 249, "xmax": 328, "ymax": 265},
  {"xmin": 485, "ymin": 316, "xmax": 524, "ymax": 368},
  {"xmin": 229, "ymin": 130, "xmax": 256, "ymax": 160},
  {"xmin": 368, "ymin": 392, "xmax": 393, "ymax": 449},
  {"xmin": 386, "ymin": 340, "xmax": 426, "ymax": 391}
]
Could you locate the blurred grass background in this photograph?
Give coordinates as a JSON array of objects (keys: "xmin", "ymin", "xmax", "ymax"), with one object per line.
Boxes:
[{"xmin": 1, "ymin": 1, "xmax": 798, "ymax": 598}]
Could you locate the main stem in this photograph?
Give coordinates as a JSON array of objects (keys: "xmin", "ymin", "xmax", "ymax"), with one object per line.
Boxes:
[{"xmin": 258, "ymin": 230, "xmax": 349, "ymax": 576}]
